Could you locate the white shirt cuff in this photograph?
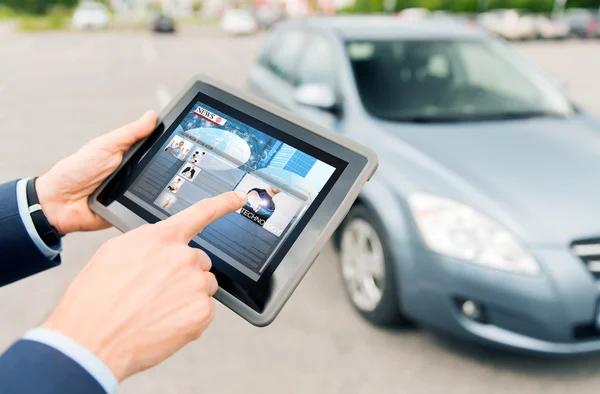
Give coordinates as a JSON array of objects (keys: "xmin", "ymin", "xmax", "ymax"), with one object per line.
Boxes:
[
  {"xmin": 16, "ymin": 178, "xmax": 62, "ymax": 260},
  {"xmin": 23, "ymin": 328, "xmax": 118, "ymax": 394}
]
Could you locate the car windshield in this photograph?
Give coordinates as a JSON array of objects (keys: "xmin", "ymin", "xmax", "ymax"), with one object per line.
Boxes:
[{"xmin": 346, "ymin": 39, "xmax": 575, "ymax": 122}]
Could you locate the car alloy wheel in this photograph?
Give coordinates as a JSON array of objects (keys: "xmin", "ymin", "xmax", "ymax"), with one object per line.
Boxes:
[{"xmin": 340, "ymin": 218, "xmax": 386, "ymax": 312}]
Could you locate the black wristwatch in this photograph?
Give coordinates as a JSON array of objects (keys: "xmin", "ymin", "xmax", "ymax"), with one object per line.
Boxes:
[{"xmin": 26, "ymin": 177, "xmax": 62, "ymax": 248}]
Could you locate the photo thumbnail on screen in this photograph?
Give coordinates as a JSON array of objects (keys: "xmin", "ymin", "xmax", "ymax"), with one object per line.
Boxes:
[
  {"xmin": 165, "ymin": 136, "xmax": 193, "ymax": 161},
  {"xmin": 179, "ymin": 163, "xmax": 201, "ymax": 181},
  {"xmin": 189, "ymin": 149, "xmax": 207, "ymax": 165},
  {"xmin": 167, "ymin": 176, "xmax": 185, "ymax": 193},
  {"xmin": 155, "ymin": 191, "xmax": 178, "ymax": 211},
  {"xmin": 234, "ymin": 174, "xmax": 307, "ymax": 237}
]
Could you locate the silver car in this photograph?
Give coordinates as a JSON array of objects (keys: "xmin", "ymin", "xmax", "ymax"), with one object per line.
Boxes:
[{"xmin": 248, "ymin": 16, "xmax": 600, "ymax": 355}]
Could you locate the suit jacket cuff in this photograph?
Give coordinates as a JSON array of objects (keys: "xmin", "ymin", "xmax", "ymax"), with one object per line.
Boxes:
[
  {"xmin": 24, "ymin": 328, "xmax": 118, "ymax": 394},
  {"xmin": 0, "ymin": 180, "xmax": 61, "ymax": 287},
  {"xmin": 0, "ymin": 339, "xmax": 108, "ymax": 394}
]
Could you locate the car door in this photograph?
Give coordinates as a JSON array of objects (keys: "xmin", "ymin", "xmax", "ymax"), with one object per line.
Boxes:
[
  {"xmin": 248, "ymin": 28, "xmax": 309, "ymax": 109},
  {"xmin": 288, "ymin": 33, "xmax": 341, "ymax": 130}
]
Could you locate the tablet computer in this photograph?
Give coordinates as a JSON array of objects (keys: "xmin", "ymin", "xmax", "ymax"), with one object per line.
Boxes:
[{"xmin": 89, "ymin": 75, "xmax": 377, "ymax": 326}]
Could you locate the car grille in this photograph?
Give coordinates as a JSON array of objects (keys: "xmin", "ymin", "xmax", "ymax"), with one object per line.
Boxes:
[{"xmin": 572, "ymin": 239, "xmax": 600, "ymax": 280}]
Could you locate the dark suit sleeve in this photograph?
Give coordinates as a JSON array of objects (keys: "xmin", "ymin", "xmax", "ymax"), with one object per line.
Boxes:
[
  {"xmin": 0, "ymin": 340, "xmax": 106, "ymax": 394},
  {"xmin": 0, "ymin": 180, "xmax": 61, "ymax": 287}
]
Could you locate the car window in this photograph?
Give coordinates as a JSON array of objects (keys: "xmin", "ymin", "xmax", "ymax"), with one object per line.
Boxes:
[
  {"xmin": 263, "ymin": 30, "xmax": 307, "ymax": 82},
  {"xmin": 295, "ymin": 35, "xmax": 336, "ymax": 87},
  {"xmin": 346, "ymin": 39, "xmax": 574, "ymax": 121},
  {"xmin": 457, "ymin": 41, "xmax": 538, "ymax": 103}
]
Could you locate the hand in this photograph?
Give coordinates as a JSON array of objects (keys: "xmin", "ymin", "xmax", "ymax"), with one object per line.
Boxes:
[
  {"xmin": 36, "ymin": 111, "xmax": 157, "ymax": 235},
  {"xmin": 42, "ymin": 190, "xmax": 248, "ymax": 382}
]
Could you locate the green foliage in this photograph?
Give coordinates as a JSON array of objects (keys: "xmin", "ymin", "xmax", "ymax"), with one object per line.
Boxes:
[
  {"xmin": 192, "ymin": 0, "xmax": 203, "ymax": 13},
  {"xmin": 0, "ymin": 4, "xmax": 16, "ymax": 18},
  {"xmin": 0, "ymin": 0, "xmax": 77, "ymax": 15},
  {"xmin": 146, "ymin": 1, "xmax": 162, "ymax": 13},
  {"xmin": 420, "ymin": 0, "xmax": 445, "ymax": 10},
  {"xmin": 19, "ymin": 9, "xmax": 70, "ymax": 30},
  {"xmin": 344, "ymin": 0, "xmax": 385, "ymax": 13},
  {"xmin": 567, "ymin": 0, "xmax": 600, "ymax": 8},
  {"xmin": 445, "ymin": 0, "xmax": 478, "ymax": 12},
  {"xmin": 485, "ymin": 0, "xmax": 554, "ymax": 12},
  {"xmin": 396, "ymin": 0, "xmax": 422, "ymax": 9},
  {"xmin": 339, "ymin": 0, "xmax": 598, "ymax": 13}
]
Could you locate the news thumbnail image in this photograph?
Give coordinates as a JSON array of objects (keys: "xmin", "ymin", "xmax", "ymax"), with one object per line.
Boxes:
[
  {"xmin": 179, "ymin": 163, "xmax": 201, "ymax": 182},
  {"xmin": 234, "ymin": 174, "xmax": 305, "ymax": 237},
  {"xmin": 167, "ymin": 176, "xmax": 185, "ymax": 193},
  {"xmin": 189, "ymin": 149, "xmax": 207, "ymax": 165},
  {"xmin": 165, "ymin": 136, "xmax": 193, "ymax": 161},
  {"xmin": 155, "ymin": 191, "xmax": 178, "ymax": 212}
]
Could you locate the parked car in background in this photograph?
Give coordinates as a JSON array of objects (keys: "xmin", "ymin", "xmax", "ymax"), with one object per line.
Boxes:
[
  {"xmin": 478, "ymin": 9, "xmax": 536, "ymax": 40},
  {"xmin": 72, "ymin": 1, "xmax": 110, "ymax": 29},
  {"xmin": 151, "ymin": 14, "xmax": 176, "ymax": 33},
  {"xmin": 396, "ymin": 8, "xmax": 430, "ymax": 20},
  {"xmin": 436, "ymin": 12, "xmax": 478, "ymax": 25},
  {"xmin": 564, "ymin": 8, "xmax": 599, "ymax": 38},
  {"xmin": 533, "ymin": 14, "xmax": 570, "ymax": 39},
  {"xmin": 249, "ymin": 16, "xmax": 600, "ymax": 355},
  {"xmin": 221, "ymin": 9, "xmax": 258, "ymax": 35},
  {"xmin": 255, "ymin": 5, "xmax": 283, "ymax": 30}
]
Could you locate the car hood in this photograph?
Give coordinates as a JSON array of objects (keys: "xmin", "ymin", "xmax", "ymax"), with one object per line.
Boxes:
[{"xmin": 369, "ymin": 114, "xmax": 600, "ymax": 246}]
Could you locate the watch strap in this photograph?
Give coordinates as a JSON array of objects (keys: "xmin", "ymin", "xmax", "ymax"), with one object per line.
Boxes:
[{"xmin": 26, "ymin": 178, "xmax": 62, "ymax": 248}]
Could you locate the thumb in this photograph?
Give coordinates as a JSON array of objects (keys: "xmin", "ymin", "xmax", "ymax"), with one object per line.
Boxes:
[
  {"xmin": 99, "ymin": 111, "xmax": 157, "ymax": 153},
  {"xmin": 163, "ymin": 191, "xmax": 248, "ymax": 241}
]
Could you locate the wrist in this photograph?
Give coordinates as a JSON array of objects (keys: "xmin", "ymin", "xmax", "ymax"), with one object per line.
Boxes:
[
  {"xmin": 35, "ymin": 175, "xmax": 66, "ymax": 235},
  {"xmin": 41, "ymin": 314, "xmax": 130, "ymax": 382}
]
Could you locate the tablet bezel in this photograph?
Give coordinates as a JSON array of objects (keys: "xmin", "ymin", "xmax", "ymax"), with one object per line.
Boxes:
[{"xmin": 89, "ymin": 75, "xmax": 378, "ymax": 326}]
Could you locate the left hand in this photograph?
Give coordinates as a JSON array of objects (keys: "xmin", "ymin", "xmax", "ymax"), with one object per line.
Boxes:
[{"xmin": 36, "ymin": 111, "xmax": 157, "ymax": 235}]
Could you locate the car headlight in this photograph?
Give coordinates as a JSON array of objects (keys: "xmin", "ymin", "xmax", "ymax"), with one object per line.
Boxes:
[{"xmin": 408, "ymin": 193, "xmax": 540, "ymax": 275}]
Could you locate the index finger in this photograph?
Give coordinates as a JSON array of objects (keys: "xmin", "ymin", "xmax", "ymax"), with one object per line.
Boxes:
[{"xmin": 164, "ymin": 191, "xmax": 248, "ymax": 241}]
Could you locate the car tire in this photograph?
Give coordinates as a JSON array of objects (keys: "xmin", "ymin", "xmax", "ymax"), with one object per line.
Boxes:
[{"xmin": 335, "ymin": 204, "xmax": 411, "ymax": 327}]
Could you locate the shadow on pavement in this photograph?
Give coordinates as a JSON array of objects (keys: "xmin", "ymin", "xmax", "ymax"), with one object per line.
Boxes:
[{"xmin": 429, "ymin": 333, "xmax": 600, "ymax": 378}]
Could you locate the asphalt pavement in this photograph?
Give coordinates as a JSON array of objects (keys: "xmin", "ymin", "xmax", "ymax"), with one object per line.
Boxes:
[{"xmin": 1, "ymin": 25, "xmax": 600, "ymax": 394}]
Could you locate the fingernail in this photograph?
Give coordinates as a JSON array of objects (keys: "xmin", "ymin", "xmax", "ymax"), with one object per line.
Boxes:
[{"xmin": 235, "ymin": 190, "xmax": 248, "ymax": 202}]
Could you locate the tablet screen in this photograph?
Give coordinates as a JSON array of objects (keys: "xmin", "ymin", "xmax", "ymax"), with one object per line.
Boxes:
[{"xmin": 114, "ymin": 95, "xmax": 344, "ymax": 282}]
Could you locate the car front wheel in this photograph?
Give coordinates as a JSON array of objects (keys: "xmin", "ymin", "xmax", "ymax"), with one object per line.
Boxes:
[{"xmin": 337, "ymin": 205, "xmax": 411, "ymax": 327}]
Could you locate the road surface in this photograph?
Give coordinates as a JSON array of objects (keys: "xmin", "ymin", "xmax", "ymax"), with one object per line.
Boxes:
[{"xmin": 1, "ymin": 25, "xmax": 600, "ymax": 394}]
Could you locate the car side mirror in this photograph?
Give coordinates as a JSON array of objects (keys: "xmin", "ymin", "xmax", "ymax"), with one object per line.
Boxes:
[{"xmin": 294, "ymin": 83, "xmax": 338, "ymax": 111}]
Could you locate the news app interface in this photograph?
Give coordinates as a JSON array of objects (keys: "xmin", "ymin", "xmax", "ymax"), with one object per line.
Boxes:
[{"xmin": 125, "ymin": 102, "xmax": 336, "ymax": 280}]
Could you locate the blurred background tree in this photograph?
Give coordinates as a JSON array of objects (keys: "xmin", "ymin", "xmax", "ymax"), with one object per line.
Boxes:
[
  {"xmin": 343, "ymin": 0, "xmax": 385, "ymax": 13},
  {"xmin": 0, "ymin": 0, "xmax": 77, "ymax": 14},
  {"xmin": 192, "ymin": 0, "xmax": 203, "ymax": 14},
  {"xmin": 341, "ymin": 0, "xmax": 598, "ymax": 13},
  {"xmin": 0, "ymin": 0, "xmax": 598, "ymax": 16},
  {"xmin": 146, "ymin": 0, "xmax": 162, "ymax": 13}
]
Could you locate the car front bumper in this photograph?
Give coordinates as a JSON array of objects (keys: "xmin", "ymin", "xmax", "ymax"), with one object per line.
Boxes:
[{"xmin": 398, "ymin": 244, "xmax": 600, "ymax": 355}]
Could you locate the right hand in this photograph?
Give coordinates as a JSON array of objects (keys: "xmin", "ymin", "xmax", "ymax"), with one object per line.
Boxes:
[{"xmin": 41, "ymin": 190, "xmax": 248, "ymax": 382}]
